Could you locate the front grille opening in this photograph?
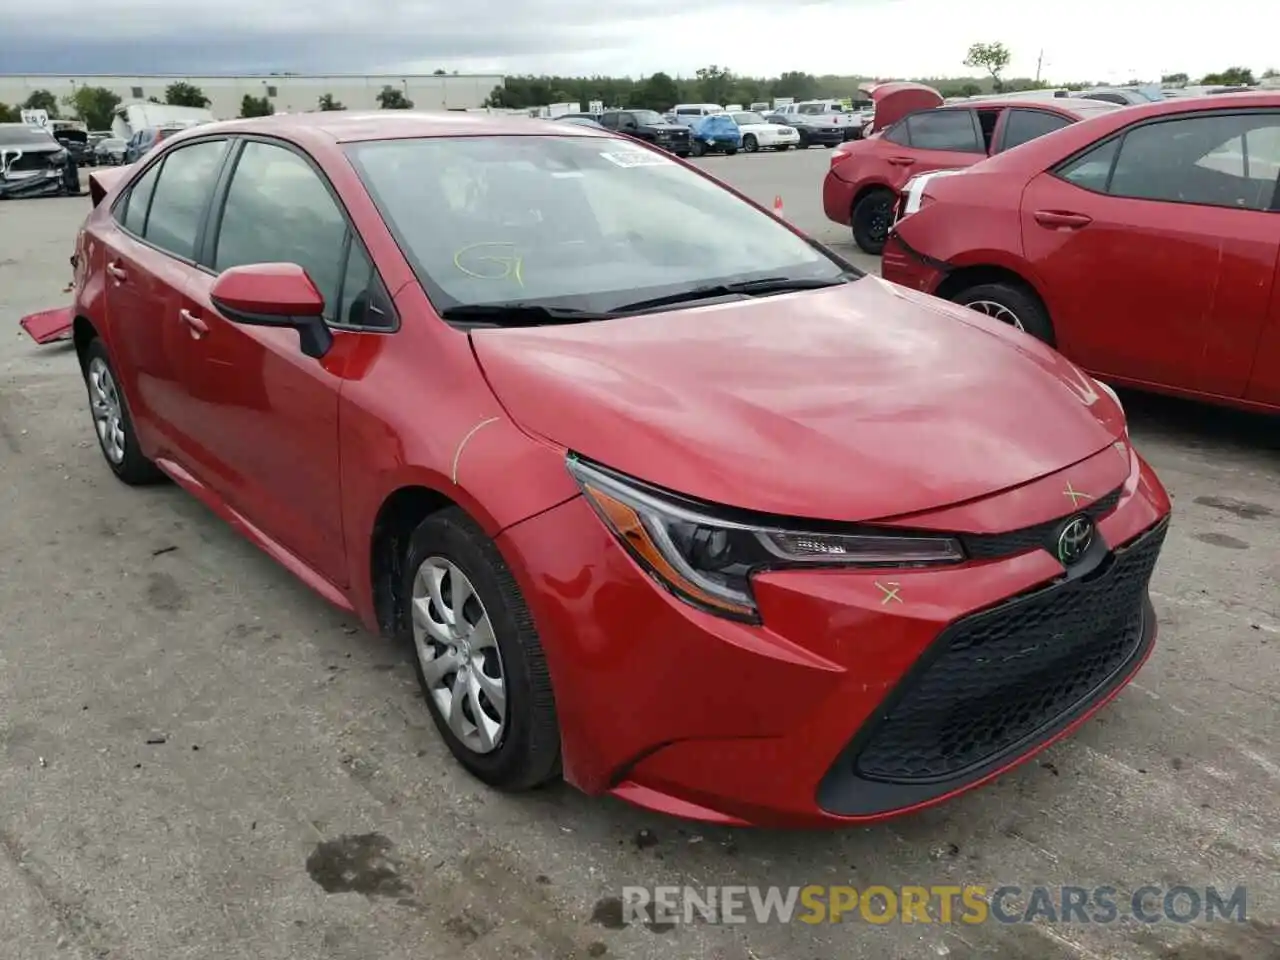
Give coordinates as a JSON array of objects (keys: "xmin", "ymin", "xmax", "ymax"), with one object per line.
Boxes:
[{"xmin": 851, "ymin": 521, "xmax": 1164, "ymax": 784}]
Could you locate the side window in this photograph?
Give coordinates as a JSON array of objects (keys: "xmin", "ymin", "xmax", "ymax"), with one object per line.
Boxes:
[
  {"xmin": 599, "ymin": 113, "xmax": 619, "ymax": 129},
  {"xmin": 882, "ymin": 120, "xmax": 910, "ymax": 146},
  {"xmin": 1001, "ymin": 109, "xmax": 1072, "ymax": 152},
  {"xmin": 1108, "ymin": 113, "xmax": 1280, "ymax": 211},
  {"xmin": 1056, "ymin": 138, "xmax": 1121, "ymax": 192},
  {"xmin": 620, "ymin": 112, "xmax": 636, "ymax": 127},
  {"xmin": 905, "ymin": 111, "xmax": 982, "ymax": 152},
  {"xmin": 143, "ymin": 140, "xmax": 228, "ymax": 259},
  {"xmin": 337, "ymin": 240, "xmax": 393, "ymax": 329},
  {"xmin": 213, "ymin": 141, "xmax": 348, "ymax": 321},
  {"xmin": 119, "ymin": 162, "xmax": 161, "ymax": 236}
]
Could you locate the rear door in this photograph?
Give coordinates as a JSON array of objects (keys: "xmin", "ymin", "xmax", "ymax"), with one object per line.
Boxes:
[
  {"xmin": 994, "ymin": 107, "xmax": 1073, "ymax": 154},
  {"xmin": 99, "ymin": 138, "xmax": 231, "ymax": 461},
  {"xmin": 1022, "ymin": 109, "xmax": 1280, "ymax": 397},
  {"xmin": 882, "ymin": 109, "xmax": 987, "ymax": 190}
]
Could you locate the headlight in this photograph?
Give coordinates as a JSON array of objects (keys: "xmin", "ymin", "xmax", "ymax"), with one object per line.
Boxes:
[{"xmin": 567, "ymin": 457, "xmax": 964, "ymax": 622}]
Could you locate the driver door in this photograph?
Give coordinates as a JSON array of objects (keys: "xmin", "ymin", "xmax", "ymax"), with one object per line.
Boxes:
[{"xmin": 173, "ymin": 139, "xmax": 385, "ymax": 586}]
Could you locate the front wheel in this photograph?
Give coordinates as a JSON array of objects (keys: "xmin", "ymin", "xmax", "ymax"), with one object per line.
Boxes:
[
  {"xmin": 742, "ymin": 134, "xmax": 758, "ymax": 153},
  {"xmin": 851, "ymin": 189, "xmax": 895, "ymax": 255},
  {"xmin": 725, "ymin": 148, "xmax": 738, "ymax": 156},
  {"xmin": 691, "ymin": 140, "xmax": 706, "ymax": 157},
  {"xmin": 950, "ymin": 282, "xmax": 1055, "ymax": 344},
  {"xmin": 401, "ymin": 507, "xmax": 561, "ymax": 790}
]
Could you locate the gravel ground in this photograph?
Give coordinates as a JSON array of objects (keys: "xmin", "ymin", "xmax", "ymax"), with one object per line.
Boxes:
[{"xmin": 0, "ymin": 150, "xmax": 1277, "ymax": 960}]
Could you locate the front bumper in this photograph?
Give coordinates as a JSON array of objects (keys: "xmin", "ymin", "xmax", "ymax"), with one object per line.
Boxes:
[
  {"xmin": 803, "ymin": 127, "xmax": 846, "ymax": 146},
  {"xmin": 0, "ymin": 169, "xmax": 67, "ymax": 200},
  {"xmin": 756, "ymin": 129, "xmax": 800, "ymax": 148},
  {"xmin": 499, "ymin": 441, "xmax": 1170, "ymax": 827}
]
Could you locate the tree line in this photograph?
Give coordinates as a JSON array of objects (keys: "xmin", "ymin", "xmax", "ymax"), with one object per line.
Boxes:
[
  {"xmin": 0, "ymin": 81, "xmax": 419, "ymax": 127},
  {"xmin": 3, "ymin": 56, "xmax": 1275, "ymax": 128}
]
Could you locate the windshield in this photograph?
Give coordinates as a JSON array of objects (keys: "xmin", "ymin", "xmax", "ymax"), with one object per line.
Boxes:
[
  {"xmin": 348, "ymin": 135, "xmax": 850, "ymax": 315},
  {"xmin": 0, "ymin": 124, "xmax": 58, "ymax": 146},
  {"xmin": 733, "ymin": 112, "xmax": 767, "ymax": 125},
  {"xmin": 630, "ymin": 110, "xmax": 665, "ymax": 125}
]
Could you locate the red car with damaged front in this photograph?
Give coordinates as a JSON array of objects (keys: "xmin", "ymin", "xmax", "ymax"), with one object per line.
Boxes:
[
  {"xmin": 43, "ymin": 112, "xmax": 1169, "ymax": 828},
  {"xmin": 823, "ymin": 84, "xmax": 1122, "ymax": 254},
  {"xmin": 882, "ymin": 93, "xmax": 1280, "ymax": 414}
]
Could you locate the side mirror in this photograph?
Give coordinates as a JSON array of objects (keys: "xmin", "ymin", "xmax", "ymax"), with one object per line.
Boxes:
[{"xmin": 210, "ymin": 262, "xmax": 333, "ymax": 359}]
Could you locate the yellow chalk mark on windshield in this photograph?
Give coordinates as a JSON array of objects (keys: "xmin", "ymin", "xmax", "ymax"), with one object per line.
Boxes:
[{"xmin": 454, "ymin": 242, "xmax": 525, "ymax": 286}]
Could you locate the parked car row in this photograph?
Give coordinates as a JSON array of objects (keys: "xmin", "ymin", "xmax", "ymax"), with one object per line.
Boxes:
[
  {"xmin": 833, "ymin": 90, "xmax": 1280, "ymax": 415},
  {"xmin": 550, "ymin": 99, "xmax": 866, "ymax": 159}
]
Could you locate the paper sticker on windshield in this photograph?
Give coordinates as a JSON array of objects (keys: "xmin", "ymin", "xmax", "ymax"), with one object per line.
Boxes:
[{"xmin": 599, "ymin": 149, "xmax": 670, "ymax": 168}]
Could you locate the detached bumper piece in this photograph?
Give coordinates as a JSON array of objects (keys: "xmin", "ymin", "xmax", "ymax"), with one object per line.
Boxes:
[
  {"xmin": 0, "ymin": 172, "xmax": 67, "ymax": 199},
  {"xmin": 818, "ymin": 519, "xmax": 1168, "ymax": 816},
  {"xmin": 19, "ymin": 306, "xmax": 74, "ymax": 344}
]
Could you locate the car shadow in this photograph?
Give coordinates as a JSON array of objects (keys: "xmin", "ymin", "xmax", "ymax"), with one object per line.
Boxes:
[{"xmin": 1119, "ymin": 387, "xmax": 1279, "ymax": 458}]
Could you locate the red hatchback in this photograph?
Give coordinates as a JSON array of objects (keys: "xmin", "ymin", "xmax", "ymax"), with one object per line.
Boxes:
[
  {"xmin": 883, "ymin": 94, "xmax": 1280, "ymax": 414},
  {"xmin": 65, "ymin": 112, "xmax": 1170, "ymax": 827},
  {"xmin": 824, "ymin": 96, "xmax": 1122, "ymax": 254}
]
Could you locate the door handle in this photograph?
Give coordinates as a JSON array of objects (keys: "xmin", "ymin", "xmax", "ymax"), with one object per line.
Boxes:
[
  {"xmin": 178, "ymin": 308, "xmax": 208, "ymax": 338},
  {"xmin": 1034, "ymin": 210, "xmax": 1092, "ymax": 229},
  {"xmin": 887, "ymin": 156, "xmax": 916, "ymax": 166},
  {"xmin": 106, "ymin": 261, "xmax": 127, "ymax": 282}
]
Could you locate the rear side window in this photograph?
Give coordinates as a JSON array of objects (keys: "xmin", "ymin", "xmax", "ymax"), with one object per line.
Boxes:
[
  {"xmin": 143, "ymin": 140, "xmax": 228, "ymax": 259},
  {"xmin": 905, "ymin": 111, "xmax": 982, "ymax": 152},
  {"xmin": 1057, "ymin": 138, "xmax": 1121, "ymax": 192},
  {"xmin": 120, "ymin": 162, "xmax": 161, "ymax": 235},
  {"xmin": 1001, "ymin": 109, "xmax": 1072, "ymax": 152},
  {"xmin": 213, "ymin": 141, "xmax": 348, "ymax": 320},
  {"xmin": 1107, "ymin": 113, "xmax": 1280, "ymax": 210},
  {"xmin": 883, "ymin": 121, "xmax": 909, "ymax": 145}
]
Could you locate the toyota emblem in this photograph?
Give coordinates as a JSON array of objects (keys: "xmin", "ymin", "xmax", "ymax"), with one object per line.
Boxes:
[{"xmin": 1056, "ymin": 516, "xmax": 1094, "ymax": 566}]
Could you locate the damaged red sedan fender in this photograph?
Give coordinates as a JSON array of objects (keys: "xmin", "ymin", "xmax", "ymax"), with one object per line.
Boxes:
[{"xmin": 59, "ymin": 112, "xmax": 1171, "ymax": 827}]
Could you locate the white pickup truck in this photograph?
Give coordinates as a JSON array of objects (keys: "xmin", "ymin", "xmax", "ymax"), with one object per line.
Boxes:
[{"xmin": 770, "ymin": 99, "xmax": 872, "ymax": 140}]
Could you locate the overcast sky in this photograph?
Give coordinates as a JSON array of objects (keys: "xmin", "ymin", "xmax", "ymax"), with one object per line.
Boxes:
[{"xmin": 1, "ymin": 0, "xmax": 1274, "ymax": 83}]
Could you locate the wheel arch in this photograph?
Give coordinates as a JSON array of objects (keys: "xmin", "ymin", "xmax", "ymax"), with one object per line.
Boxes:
[
  {"xmin": 369, "ymin": 484, "xmax": 463, "ymax": 636},
  {"xmin": 934, "ymin": 263, "xmax": 1048, "ymax": 306},
  {"xmin": 72, "ymin": 314, "xmax": 100, "ymax": 371}
]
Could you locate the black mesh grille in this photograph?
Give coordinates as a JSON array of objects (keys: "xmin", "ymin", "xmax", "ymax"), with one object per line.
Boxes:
[
  {"xmin": 960, "ymin": 486, "xmax": 1123, "ymax": 561},
  {"xmin": 852, "ymin": 520, "xmax": 1166, "ymax": 783}
]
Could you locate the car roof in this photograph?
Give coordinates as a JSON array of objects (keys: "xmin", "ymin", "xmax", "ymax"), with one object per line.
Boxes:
[
  {"xmin": 943, "ymin": 97, "xmax": 1122, "ymax": 118},
  {"xmin": 165, "ymin": 110, "xmax": 611, "ymax": 146}
]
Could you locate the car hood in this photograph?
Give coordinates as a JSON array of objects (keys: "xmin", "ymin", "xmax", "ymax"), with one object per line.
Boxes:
[{"xmin": 470, "ymin": 277, "xmax": 1124, "ymax": 522}]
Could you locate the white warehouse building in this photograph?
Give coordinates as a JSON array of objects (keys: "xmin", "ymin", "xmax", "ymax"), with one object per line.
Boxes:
[{"xmin": 0, "ymin": 74, "xmax": 506, "ymax": 121}]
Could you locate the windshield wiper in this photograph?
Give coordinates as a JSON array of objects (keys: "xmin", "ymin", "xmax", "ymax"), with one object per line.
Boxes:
[
  {"xmin": 613, "ymin": 275, "xmax": 854, "ymax": 313},
  {"xmin": 440, "ymin": 303, "xmax": 614, "ymax": 327}
]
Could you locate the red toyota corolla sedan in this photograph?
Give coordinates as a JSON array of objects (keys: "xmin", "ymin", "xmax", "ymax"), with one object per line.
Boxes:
[
  {"xmin": 64, "ymin": 112, "xmax": 1171, "ymax": 827},
  {"xmin": 823, "ymin": 91, "xmax": 1122, "ymax": 254},
  {"xmin": 882, "ymin": 93, "xmax": 1280, "ymax": 415}
]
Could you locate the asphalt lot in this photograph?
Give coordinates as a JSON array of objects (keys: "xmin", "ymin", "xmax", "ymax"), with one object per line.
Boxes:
[{"xmin": 1, "ymin": 149, "xmax": 1279, "ymax": 960}]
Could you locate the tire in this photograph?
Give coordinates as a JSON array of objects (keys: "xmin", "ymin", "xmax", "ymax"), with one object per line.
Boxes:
[
  {"xmin": 743, "ymin": 134, "xmax": 758, "ymax": 153},
  {"xmin": 851, "ymin": 188, "xmax": 895, "ymax": 255},
  {"xmin": 950, "ymin": 282, "xmax": 1055, "ymax": 345},
  {"xmin": 725, "ymin": 148, "xmax": 738, "ymax": 156},
  {"xmin": 797, "ymin": 138, "xmax": 810, "ymax": 149},
  {"xmin": 691, "ymin": 140, "xmax": 706, "ymax": 157},
  {"xmin": 82, "ymin": 338, "xmax": 164, "ymax": 485},
  {"xmin": 401, "ymin": 507, "xmax": 561, "ymax": 790}
]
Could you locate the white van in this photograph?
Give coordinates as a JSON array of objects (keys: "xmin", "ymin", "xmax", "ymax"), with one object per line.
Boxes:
[{"xmin": 671, "ymin": 103, "xmax": 725, "ymax": 126}]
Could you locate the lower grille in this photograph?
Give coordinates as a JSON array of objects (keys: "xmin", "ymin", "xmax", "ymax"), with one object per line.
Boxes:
[{"xmin": 851, "ymin": 520, "xmax": 1166, "ymax": 783}]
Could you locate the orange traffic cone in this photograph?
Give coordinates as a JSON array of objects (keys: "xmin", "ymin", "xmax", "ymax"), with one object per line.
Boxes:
[{"xmin": 774, "ymin": 195, "xmax": 784, "ymax": 218}]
